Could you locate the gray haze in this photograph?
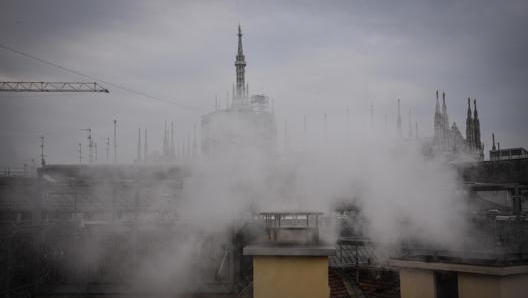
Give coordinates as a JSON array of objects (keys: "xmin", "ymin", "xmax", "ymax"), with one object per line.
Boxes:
[{"xmin": 1, "ymin": 0, "xmax": 527, "ymax": 166}]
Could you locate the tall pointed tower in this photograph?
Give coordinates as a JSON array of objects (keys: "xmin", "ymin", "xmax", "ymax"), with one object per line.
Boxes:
[
  {"xmin": 442, "ymin": 92, "xmax": 449, "ymax": 131},
  {"xmin": 473, "ymin": 99, "xmax": 483, "ymax": 159},
  {"xmin": 434, "ymin": 90, "xmax": 442, "ymax": 146},
  {"xmin": 441, "ymin": 91, "xmax": 449, "ymax": 146},
  {"xmin": 233, "ymin": 25, "xmax": 247, "ymax": 108},
  {"xmin": 492, "ymin": 133, "xmax": 496, "ymax": 151},
  {"xmin": 465, "ymin": 97, "xmax": 474, "ymax": 151}
]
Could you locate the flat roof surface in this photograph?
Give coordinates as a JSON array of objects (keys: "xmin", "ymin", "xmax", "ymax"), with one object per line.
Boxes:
[
  {"xmin": 244, "ymin": 244, "xmax": 335, "ymax": 256},
  {"xmin": 389, "ymin": 259, "xmax": 528, "ymax": 276}
]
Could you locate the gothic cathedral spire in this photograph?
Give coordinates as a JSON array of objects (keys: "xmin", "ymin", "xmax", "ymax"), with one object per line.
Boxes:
[
  {"xmin": 473, "ymin": 99, "xmax": 481, "ymax": 153},
  {"xmin": 465, "ymin": 97, "xmax": 474, "ymax": 150},
  {"xmin": 234, "ymin": 24, "xmax": 247, "ymax": 103},
  {"xmin": 434, "ymin": 90, "xmax": 443, "ymax": 147}
]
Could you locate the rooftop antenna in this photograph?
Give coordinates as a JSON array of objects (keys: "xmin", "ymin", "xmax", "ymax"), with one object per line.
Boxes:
[
  {"xmin": 163, "ymin": 122, "xmax": 168, "ymax": 156},
  {"xmin": 81, "ymin": 128, "xmax": 93, "ymax": 163},
  {"xmin": 144, "ymin": 129, "xmax": 148, "ymax": 161},
  {"xmin": 78, "ymin": 143, "xmax": 82, "ymax": 164},
  {"xmin": 137, "ymin": 129, "xmax": 141, "ymax": 162},
  {"xmin": 346, "ymin": 107, "xmax": 350, "ymax": 144},
  {"xmin": 284, "ymin": 120, "xmax": 288, "ymax": 154},
  {"xmin": 187, "ymin": 133, "xmax": 191, "ymax": 160},
  {"xmin": 40, "ymin": 136, "xmax": 46, "ymax": 166},
  {"xmin": 113, "ymin": 120, "xmax": 117, "ymax": 163},
  {"xmin": 106, "ymin": 137, "xmax": 110, "ymax": 162},
  {"xmin": 193, "ymin": 125, "xmax": 197, "ymax": 158},
  {"xmin": 303, "ymin": 114, "xmax": 307, "ymax": 150},
  {"xmin": 408, "ymin": 109, "xmax": 412, "ymax": 139},
  {"xmin": 171, "ymin": 122, "xmax": 175, "ymax": 157}
]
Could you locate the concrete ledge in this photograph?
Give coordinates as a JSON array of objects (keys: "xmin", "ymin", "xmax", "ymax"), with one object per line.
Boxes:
[
  {"xmin": 389, "ymin": 259, "xmax": 528, "ymax": 276},
  {"xmin": 243, "ymin": 244, "xmax": 335, "ymax": 256}
]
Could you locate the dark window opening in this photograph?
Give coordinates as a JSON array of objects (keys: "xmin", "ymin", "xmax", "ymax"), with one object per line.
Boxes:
[{"xmin": 435, "ymin": 271, "xmax": 458, "ymax": 298}]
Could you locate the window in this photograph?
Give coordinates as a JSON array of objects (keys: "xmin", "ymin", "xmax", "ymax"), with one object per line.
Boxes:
[{"xmin": 435, "ymin": 271, "xmax": 458, "ymax": 298}]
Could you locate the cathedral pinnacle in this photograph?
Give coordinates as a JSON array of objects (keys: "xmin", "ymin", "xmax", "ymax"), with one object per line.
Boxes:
[
  {"xmin": 234, "ymin": 25, "xmax": 247, "ymax": 102},
  {"xmin": 466, "ymin": 97, "xmax": 472, "ymax": 119},
  {"xmin": 435, "ymin": 90, "xmax": 440, "ymax": 113},
  {"xmin": 473, "ymin": 98, "xmax": 478, "ymax": 119},
  {"xmin": 238, "ymin": 24, "xmax": 243, "ymax": 56}
]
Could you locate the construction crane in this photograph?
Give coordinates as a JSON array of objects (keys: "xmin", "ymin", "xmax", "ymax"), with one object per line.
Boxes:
[
  {"xmin": 0, "ymin": 81, "xmax": 109, "ymax": 93},
  {"xmin": 0, "ymin": 81, "xmax": 109, "ymax": 166}
]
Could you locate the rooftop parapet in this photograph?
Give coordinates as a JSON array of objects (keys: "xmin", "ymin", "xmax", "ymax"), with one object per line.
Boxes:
[{"xmin": 260, "ymin": 211, "xmax": 323, "ymax": 244}]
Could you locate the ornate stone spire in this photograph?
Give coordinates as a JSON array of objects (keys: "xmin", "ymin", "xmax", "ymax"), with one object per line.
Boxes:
[
  {"xmin": 492, "ymin": 132, "xmax": 496, "ymax": 151},
  {"xmin": 473, "ymin": 99, "xmax": 481, "ymax": 152},
  {"xmin": 465, "ymin": 97, "xmax": 474, "ymax": 150},
  {"xmin": 234, "ymin": 24, "xmax": 247, "ymax": 102},
  {"xmin": 442, "ymin": 91, "xmax": 448, "ymax": 130},
  {"xmin": 435, "ymin": 90, "xmax": 440, "ymax": 114},
  {"xmin": 434, "ymin": 90, "xmax": 443, "ymax": 147}
]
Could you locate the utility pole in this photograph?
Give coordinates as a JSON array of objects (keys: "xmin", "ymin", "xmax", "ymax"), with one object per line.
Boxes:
[
  {"xmin": 94, "ymin": 142, "xmax": 98, "ymax": 163},
  {"xmin": 40, "ymin": 136, "xmax": 46, "ymax": 166}
]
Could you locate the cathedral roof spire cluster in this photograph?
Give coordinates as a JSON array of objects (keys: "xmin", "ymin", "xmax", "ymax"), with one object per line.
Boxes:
[{"xmin": 433, "ymin": 92, "xmax": 483, "ymax": 160}]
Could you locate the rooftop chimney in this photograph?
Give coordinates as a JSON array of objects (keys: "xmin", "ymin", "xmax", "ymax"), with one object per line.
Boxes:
[{"xmin": 244, "ymin": 211, "xmax": 335, "ymax": 298}]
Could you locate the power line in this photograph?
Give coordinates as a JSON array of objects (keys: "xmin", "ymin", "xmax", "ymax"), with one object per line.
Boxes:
[{"xmin": 0, "ymin": 42, "xmax": 203, "ymax": 111}]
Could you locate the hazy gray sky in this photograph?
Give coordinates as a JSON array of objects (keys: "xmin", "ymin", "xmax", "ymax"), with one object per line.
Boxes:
[{"xmin": 1, "ymin": 0, "xmax": 527, "ymax": 166}]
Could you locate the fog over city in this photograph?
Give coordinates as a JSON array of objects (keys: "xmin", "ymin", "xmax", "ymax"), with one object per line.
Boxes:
[
  {"xmin": 1, "ymin": 1, "xmax": 527, "ymax": 296},
  {"xmin": 1, "ymin": 0, "xmax": 527, "ymax": 166}
]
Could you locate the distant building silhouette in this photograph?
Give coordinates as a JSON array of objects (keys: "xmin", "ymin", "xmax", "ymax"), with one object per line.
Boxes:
[{"xmin": 201, "ymin": 25, "xmax": 276, "ymax": 158}]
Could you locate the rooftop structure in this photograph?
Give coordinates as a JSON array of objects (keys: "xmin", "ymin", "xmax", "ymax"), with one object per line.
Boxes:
[
  {"xmin": 244, "ymin": 211, "xmax": 335, "ymax": 298},
  {"xmin": 490, "ymin": 147, "xmax": 528, "ymax": 161}
]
